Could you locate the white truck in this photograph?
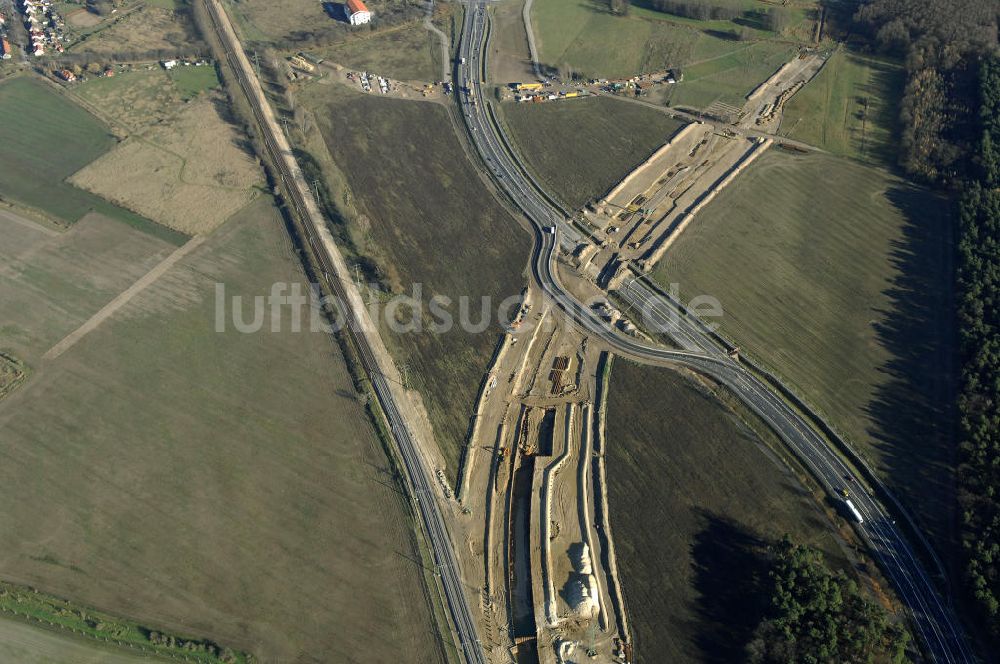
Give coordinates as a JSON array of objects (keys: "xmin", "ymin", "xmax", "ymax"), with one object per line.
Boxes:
[{"xmin": 845, "ymin": 499, "xmax": 864, "ymax": 524}]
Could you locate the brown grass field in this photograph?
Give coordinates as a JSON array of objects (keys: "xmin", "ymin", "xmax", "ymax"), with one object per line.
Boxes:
[
  {"xmin": 0, "ymin": 198, "xmax": 446, "ymax": 663},
  {"xmin": 299, "ymin": 83, "xmax": 531, "ymax": 480},
  {"xmin": 605, "ymin": 360, "xmax": 849, "ymax": 663}
]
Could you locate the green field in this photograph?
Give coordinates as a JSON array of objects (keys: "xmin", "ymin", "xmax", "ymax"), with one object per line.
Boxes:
[
  {"xmin": 605, "ymin": 360, "xmax": 847, "ymax": 663},
  {"xmin": 531, "ymin": 0, "xmax": 805, "ymax": 82},
  {"xmin": 74, "ymin": 68, "xmax": 182, "ymax": 131},
  {"xmin": 168, "ymin": 64, "xmax": 221, "ymax": 100},
  {"xmin": 628, "ymin": 0, "xmax": 816, "ymax": 41},
  {"xmin": 75, "ymin": 67, "xmax": 220, "ymax": 132},
  {"xmin": 655, "ymin": 150, "xmax": 956, "ymax": 551},
  {"xmin": 0, "ymin": 77, "xmax": 181, "ymax": 242},
  {"xmin": 0, "ymin": 198, "xmax": 446, "ymax": 663},
  {"xmin": 302, "ymin": 85, "xmax": 530, "ymax": 479},
  {"xmin": 781, "ymin": 48, "xmax": 903, "ymax": 165},
  {"xmin": 663, "ymin": 39, "xmax": 797, "ymax": 109},
  {"xmin": 501, "ymin": 96, "xmax": 684, "ymax": 209},
  {"xmin": 0, "ymin": 212, "xmax": 176, "ymax": 365},
  {"xmin": 311, "ymin": 22, "xmax": 444, "ymax": 81},
  {"xmin": 0, "ymin": 581, "xmax": 250, "ymax": 663},
  {"xmin": 0, "ymin": 77, "xmax": 113, "ymax": 220}
]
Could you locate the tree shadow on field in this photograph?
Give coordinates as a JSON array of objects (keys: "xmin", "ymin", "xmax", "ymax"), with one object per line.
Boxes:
[
  {"xmin": 850, "ymin": 55, "xmax": 905, "ymax": 169},
  {"xmin": 703, "ymin": 28, "xmax": 742, "ymax": 41},
  {"xmin": 865, "ymin": 184, "xmax": 957, "ymax": 553},
  {"xmin": 685, "ymin": 511, "xmax": 771, "ymax": 662},
  {"xmin": 209, "ymin": 95, "xmax": 257, "ymax": 158}
]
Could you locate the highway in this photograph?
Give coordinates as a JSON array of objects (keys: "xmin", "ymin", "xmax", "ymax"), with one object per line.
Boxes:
[
  {"xmin": 200, "ymin": 2, "xmax": 487, "ymax": 662},
  {"xmin": 456, "ymin": 3, "xmax": 976, "ymax": 662}
]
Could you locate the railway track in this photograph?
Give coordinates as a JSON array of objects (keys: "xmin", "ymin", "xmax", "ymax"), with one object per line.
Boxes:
[{"xmin": 201, "ymin": 1, "xmax": 487, "ymax": 661}]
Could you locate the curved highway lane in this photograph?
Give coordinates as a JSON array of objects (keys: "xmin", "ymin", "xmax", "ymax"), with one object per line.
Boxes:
[{"xmin": 456, "ymin": 3, "xmax": 975, "ymax": 662}]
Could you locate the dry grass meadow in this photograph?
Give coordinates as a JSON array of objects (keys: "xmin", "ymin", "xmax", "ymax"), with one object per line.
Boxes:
[
  {"xmin": 71, "ymin": 94, "xmax": 262, "ymax": 235},
  {"xmin": 68, "ymin": 4, "xmax": 199, "ymax": 55},
  {"xmin": 0, "ymin": 198, "xmax": 446, "ymax": 663}
]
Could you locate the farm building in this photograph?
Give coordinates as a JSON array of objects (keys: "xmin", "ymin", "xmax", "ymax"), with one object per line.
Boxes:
[{"xmin": 346, "ymin": 0, "xmax": 371, "ymax": 25}]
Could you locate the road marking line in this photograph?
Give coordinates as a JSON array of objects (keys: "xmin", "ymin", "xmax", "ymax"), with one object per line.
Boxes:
[{"xmin": 43, "ymin": 236, "xmax": 204, "ymax": 361}]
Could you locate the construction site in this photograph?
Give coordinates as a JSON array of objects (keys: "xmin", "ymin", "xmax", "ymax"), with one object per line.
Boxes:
[
  {"xmin": 441, "ymin": 284, "xmax": 632, "ymax": 664},
  {"xmin": 566, "ymin": 51, "xmax": 826, "ymax": 290},
  {"xmin": 429, "ymin": 48, "xmax": 835, "ymax": 664}
]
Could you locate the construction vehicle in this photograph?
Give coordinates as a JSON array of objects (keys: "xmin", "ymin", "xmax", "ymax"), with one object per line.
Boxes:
[
  {"xmin": 515, "ymin": 82, "xmax": 543, "ymax": 91},
  {"xmin": 288, "ymin": 55, "xmax": 315, "ymax": 72}
]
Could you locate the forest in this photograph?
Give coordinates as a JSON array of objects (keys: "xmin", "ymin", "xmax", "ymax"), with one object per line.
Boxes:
[
  {"xmin": 957, "ymin": 54, "xmax": 1000, "ymax": 636},
  {"xmin": 746, "ymin": 538, "xmax": 910, "ymax": 663},
  {"xmin": 852, "ymin": 0, "xmax": 998, "ymax": 183}
]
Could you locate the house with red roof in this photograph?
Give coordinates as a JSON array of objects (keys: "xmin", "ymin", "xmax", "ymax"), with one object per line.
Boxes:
[{"xmin": 346, "ymin": 0, "xmax": 371, "ymax": 25}]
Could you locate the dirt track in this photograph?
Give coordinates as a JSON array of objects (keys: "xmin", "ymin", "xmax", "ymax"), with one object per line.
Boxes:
[{"xmin": 43, "ymin": 234, "xmax": 205, "ymax": 361}]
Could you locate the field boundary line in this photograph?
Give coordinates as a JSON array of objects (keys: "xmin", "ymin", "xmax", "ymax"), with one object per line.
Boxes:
[
  {"xmin": 521, "ymin": 0, "xmax": 542, "ymax": 81},
  {"xmin": 0, "ymin": 208, "xmax": 60, "ymax": 237},
  {"xmin": 43, "ymin": 236, "xmax": 205, "ymax": 361}
]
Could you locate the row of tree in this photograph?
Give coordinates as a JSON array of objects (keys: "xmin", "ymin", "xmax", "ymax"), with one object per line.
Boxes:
[
  {"xmin": 645, "ymin": 0, "xmax": 793, "ymax": 35},
  {"xmin": 646, "ymin": 0, "xmax": 742, "ymax": 21},
  {"xmin": 957, "ymin": 54, "xmax": 1000, "ymax": 634},
  {"xmin": 746, "ymin": 538, "xmax": 910, "ymax": 663},
  {"xmin": 852, "ymin": 0, "xmax": 998, "ymax": 184}
]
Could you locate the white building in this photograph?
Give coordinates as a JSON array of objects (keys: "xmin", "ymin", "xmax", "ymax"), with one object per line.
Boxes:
[{"xmin": 346, "ymin": 0, "xmax": 371, "ymax": 25}]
